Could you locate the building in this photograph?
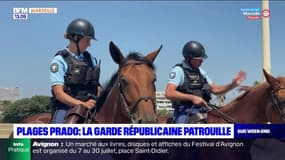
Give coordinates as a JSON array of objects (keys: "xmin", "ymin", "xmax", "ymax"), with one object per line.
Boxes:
[
  {"xmin": 0, "ymin": 87, "xmax": 21, "ymax": 101},
  {"xmin": 156, "ymin": 91, "xmax": 173, "ymax": 111}
]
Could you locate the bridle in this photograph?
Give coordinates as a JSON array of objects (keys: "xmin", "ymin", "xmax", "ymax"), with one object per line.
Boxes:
[
  {"xmin": 270, "ymin": 86, "xmax": 285, "ymax": 122},
  {"xmin": 118, "ymin": 61, "xmax": 157, "ymax": 123}
]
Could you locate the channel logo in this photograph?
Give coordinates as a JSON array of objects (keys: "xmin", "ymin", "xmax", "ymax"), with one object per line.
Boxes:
[
  {"xmin": 12, "ymin": 7, "xmax": 58, "ymax": 20},
  {"xmin": 13, "ymin": 8, "xmax": 28, "ymax": 20},
  {"xmin": 261, "ymin": 9, "xmax": 270, "ymax": 18}
]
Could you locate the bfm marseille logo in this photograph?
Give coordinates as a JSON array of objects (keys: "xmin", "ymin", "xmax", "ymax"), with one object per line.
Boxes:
[
  {"xmin": 12, "ymin": 7, "xmax": 58, "ymax": 20},
  {"xmin": 13, "ymin": 8, "xmax": 28, "ymax": 20}
]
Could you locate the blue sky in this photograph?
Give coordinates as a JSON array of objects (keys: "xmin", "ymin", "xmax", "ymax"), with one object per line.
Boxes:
[{"xmin": 0, "ymin": 1, "xmax": 285, "ymax": 99}]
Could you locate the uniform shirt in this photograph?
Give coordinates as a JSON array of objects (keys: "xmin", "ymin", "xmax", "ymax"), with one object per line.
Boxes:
[
  {"xmin": 50, "ymin": 48, "xmax": 95, "ymax": 86},
  {"xmin": 167, "ymin": 60, "xmax": 213, "ymax": 87}
]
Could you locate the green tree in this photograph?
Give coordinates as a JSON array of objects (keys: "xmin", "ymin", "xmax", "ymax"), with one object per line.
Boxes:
[
  {"xmin": 1, "ymin": 95, "xmax": 50, "ymax": 123},
  {"xmin": 0, "ymin": 100, "xmax": 12, "ymax": 109},
  {"xmin": 156, "ymin": 108, "xmax": 173, "ymax": 117},
  {"xmin": 253, "ymin": 80, "xmax": 261, "ymax": 86},
  {"xmin": 0, "ymin": 100, "xmax": 12, "ymax": 122}
]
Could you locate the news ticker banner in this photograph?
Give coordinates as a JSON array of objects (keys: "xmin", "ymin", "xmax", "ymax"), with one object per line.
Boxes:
[
  {"xmin": 0, "ymin": 138, "xmax": 249, "ymax": 160},
  {"xmin": 13, "ymin": 124, "xmax": 285, "ymax": 139},
  {"xmin": 2, "ymin": 124, "xmax": 285, "ymax": 160}
]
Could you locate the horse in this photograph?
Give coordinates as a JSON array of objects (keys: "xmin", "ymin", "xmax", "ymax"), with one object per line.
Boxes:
[
  {"xmin": 21, "ymin": 112, "xmax": 51, "ymax": 123},
  {"xmin": 89, "ymin": 41, "xmax": 162, "ymax": 160},
  {"xmin": 207, "ymin": 69, "xmax": 285, "ymax": 124},
  {"xmin": 93, "ymin": 41, "xmax": 162, "ymax": 123},
  {"xmin": 205, "ymin": 69, "xmax": 285, "ymax": 160},
  {"xmin": 169, "ymin": 69, "xmax": 285, "ymax": 160}
]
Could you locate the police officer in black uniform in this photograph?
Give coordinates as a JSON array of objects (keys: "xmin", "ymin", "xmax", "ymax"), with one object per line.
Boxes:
[
  {"xmin": 50, "ymin": 18, "xmax": 101, "ymax": 123},
  {"xmin": 165, "ymin": 41, "xmax": 246, "ymax": 123}
]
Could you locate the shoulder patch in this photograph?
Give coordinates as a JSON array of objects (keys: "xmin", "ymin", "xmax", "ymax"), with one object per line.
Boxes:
[
  {"xmin": 50, "ymin": 63, "xmax": 59, "ymax": 73},
  {"xmin": 169, "ymin": 72, "xmax": 176, "ymax": 79}
]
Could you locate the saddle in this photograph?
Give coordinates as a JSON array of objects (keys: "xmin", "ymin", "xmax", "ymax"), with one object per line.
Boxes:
[
  {"xmin": 64, "ymin": 106, "xmax": 89, "ymax": 124},
  {"xmin": 185, "ymin": 112, "xmax": 208, "ymax": 124}
]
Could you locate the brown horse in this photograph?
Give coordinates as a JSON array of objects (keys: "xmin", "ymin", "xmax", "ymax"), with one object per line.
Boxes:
[
  {"xmin": 207, "ymin": 69, "xmax": 285, "ymax": 124},
  {"xmin": 170, "ymin": 69, "xmax": 285, "ymax": 160},
  {"xmin": 21, "ymin": 112, "xmax": 51, "ymax": 123},
  {"xmin": 202, "ymin": 69, "xmax": 285, "ymax": 160},
  {"xmin": 93, "ymin": 41, "xmax": 162, "ymax": 123},
  {"xmin": 90, "ymin": 42, "xmax": 162, "ymax": 160}
]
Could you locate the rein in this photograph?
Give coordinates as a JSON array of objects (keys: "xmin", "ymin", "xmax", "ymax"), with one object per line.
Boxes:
[{"xmin": 207, "ymin": 103, "xmax": 237, "ymax": 123}]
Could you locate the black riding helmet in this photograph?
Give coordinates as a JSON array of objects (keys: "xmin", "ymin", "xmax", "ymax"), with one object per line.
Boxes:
[
  {"xmin": 66, "ymin": 18, "xmax": 96, "ymax": 41},
  {"xmin": 182, "ymin": 41, "xmax": 208, "ymax": 60}
]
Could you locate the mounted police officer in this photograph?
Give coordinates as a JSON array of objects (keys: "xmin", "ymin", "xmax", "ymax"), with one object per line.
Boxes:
[
  {"xmin": 50, "ymin": 18, "xmax": 101, "ymax": 123},
  {"xmin": 165, "ymin": 41, "xmax": 246, "ymax": 124}
]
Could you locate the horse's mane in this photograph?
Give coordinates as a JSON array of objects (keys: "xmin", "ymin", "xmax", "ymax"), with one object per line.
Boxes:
[
  {"xmin": 96, "ymin": 71, "xmax": 118, "ymax": 112},
  {"xmin": 125, "ymin": 52, "xmax": 155, "ymax": 70},
  {"xmin": 96, "ymin": 52, "xmax": 155, "ymax": 112},
  {"xmin": 227, "ymin": 83, "xmax": 269, "ymax": 105},
  {"xmin": 233, "ymin": 86, "xmax": 251, "ymax": 101},
  {"xmin": 232, "ymin": 75, "xmax": 285, "ymax": 102},
  {"xmin": 210, "ymin": 83, "xmax": 270, "ymax": 119}
]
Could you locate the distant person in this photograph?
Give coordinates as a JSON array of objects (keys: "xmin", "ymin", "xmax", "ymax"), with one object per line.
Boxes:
[
  {"xmin": 50, "ymin": 18, "xmax": 101, "ymax": 123},
  {"xmin": 165, "ymin": 41, "xmax": 246, "ymax": 124}
]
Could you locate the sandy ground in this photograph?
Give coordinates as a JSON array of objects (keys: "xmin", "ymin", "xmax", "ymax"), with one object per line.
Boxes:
[{"xmin": 0, "ymin": 123, "xmax": 12, "ymax": 138}]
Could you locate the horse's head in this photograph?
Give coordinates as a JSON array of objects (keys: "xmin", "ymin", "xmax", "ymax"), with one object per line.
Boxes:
[
  {"xmin": 263, "ymin": 69, "xmax": 285, "ymax": 122},
  {"xmin": 108, "ymin": 41, "xmax": 162, "ymax": 123}
]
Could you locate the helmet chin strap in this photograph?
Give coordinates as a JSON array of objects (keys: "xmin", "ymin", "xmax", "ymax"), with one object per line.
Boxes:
[
  {"xmin": 185, "ymin": 57, "xmax": 192, "ymax": 66},
  {"xmin": 71, "ymin": 35, "xmax": 83, "ymax": 54},
  {"xmin": 76, "ymin": 43, "xmax": 81, "ymax": 54},
  {"xmin": 185, "ymin": 57, "xmax": 198, "ymax": 69}
]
